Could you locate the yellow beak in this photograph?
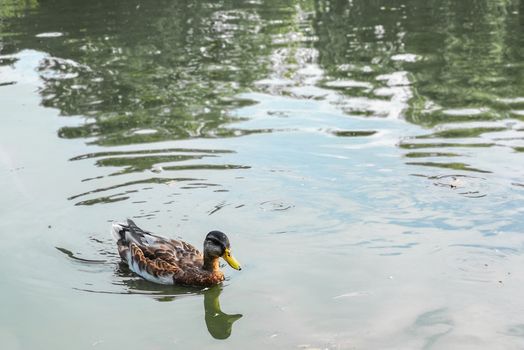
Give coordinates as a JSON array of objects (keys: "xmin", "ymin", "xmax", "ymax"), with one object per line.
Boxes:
[{"xmin": 223, "ymin": 248, "xmax": 241, "ymax": 270}]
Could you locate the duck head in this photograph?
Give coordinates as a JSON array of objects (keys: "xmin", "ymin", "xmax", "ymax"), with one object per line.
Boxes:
[{"xmin": 203, "ymin": 231, "xmax": 241, "ymax": 271}]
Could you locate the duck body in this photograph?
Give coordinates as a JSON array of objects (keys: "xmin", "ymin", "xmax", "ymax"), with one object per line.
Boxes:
[{"xmin": 111, "ymin": 219, "xmax": 240, "ymax": 286}]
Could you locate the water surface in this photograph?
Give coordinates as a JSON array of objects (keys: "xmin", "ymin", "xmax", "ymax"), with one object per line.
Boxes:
[{"xmin": 1, "ymin": 0, "xmax": 524, "ymax": 349}]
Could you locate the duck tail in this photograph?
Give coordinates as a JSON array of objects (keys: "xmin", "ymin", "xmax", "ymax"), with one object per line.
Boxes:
[{"xmin": 111, "ymin": 221, "xmax": 127, "ymax": 241}]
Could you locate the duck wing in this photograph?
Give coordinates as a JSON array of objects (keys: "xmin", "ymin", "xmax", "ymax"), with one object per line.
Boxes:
[{"xmin": 111, "ymin": 219, "xmax": 204, "ymax": 285}]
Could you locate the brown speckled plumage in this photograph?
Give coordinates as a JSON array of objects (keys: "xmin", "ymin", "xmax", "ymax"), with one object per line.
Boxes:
[{"xmin": 112, "ymin": 219, "xmax": 227, "ymax": 286}]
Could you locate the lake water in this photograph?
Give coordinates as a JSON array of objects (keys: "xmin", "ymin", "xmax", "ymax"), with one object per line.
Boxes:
[{"xmin": 1, "ymin": 0, "xmax": 524, "ymax": 349}]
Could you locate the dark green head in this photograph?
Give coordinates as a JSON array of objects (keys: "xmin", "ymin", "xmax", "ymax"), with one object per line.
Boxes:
[{"xmin": 203, "ymin": 231, "xmax": 241, "ymax": 270}]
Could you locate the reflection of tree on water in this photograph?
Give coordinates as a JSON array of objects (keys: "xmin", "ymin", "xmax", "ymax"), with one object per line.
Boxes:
[
  {"xmin": 313, "ymin": 0, "xmax": 523, "ymax": 173},
  {"xmin": 117, "ymin": 263, "xmax": 242, "ymax": 340},
  {"xmin": 0, "ymin": 0, "xmax": 282, "ymax": 145},
  {"xmin": 0, "ymin": 0, "xmax": 295, "ymax": 204},
  {"xmin": 2, "ymin": 0, "xmax": 522, "ymax": 178},
  {"xmin": 3, "ymin": 0, "xmax": 522, "ymax": 129},
  {"xmin": 313, "ymin": 0, "xmax": 523, "ymax": 125}
]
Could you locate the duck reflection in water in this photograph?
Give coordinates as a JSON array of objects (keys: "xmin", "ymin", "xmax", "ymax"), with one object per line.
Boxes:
[
  {"xmin": 203, "ymin": 285, "xmax": 242, "ymax": 339},
  {"xmin": 156, "ymin": 285, "xmax": 242, "ymax": 339},
  {"xmin": 118, "ymin": 267, "xmax": 242, "ymax": 339},
  {"xmin": 56, "ymin": 246, "xmax": 242, "ymax": 339}
]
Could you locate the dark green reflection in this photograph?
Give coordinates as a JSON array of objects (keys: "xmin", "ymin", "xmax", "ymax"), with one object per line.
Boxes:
[
  {"xmin": 204, "ymin": 285, "xmax": 243, "ymax": 340},
  {"xmin": 0, "ymin": 0, "xmax": 283, "ymax": 145},
  {"xmin": 330, "ymin": 130, "xmax": 377, "ymax": 137},
  {"xmin": 406, "ymin": 161, "xmax": 491, "ymax": 174},
  {"xmin": 404, "ymin": 152, "xmax": 460, "ymax": 158},
  {"xmin": 312, "ymin": 0, "xmax": 523, "ymax": 173},
  {"xmin": 399, "ymin": 142, "xmax": 495, "ymax": 150},
  {"xmin": 118, "ymin": 268, "xmax": 242, "ymax": 340},
  {"xmin": 3, "ymin": 0, "xmax": 523, "ymax": 131},
  {"xmin": 67, "ymin": 177, "xmax": 199, "ymax": 204},
  {"xmin": 1, "ymin": 0, "xmax": 523, "ymax": 179},
  {"xmin": 416, "ymin": 127, "xmax": 507, "ymax": 139},
  {"xmin": 314, "ymin": 0, "xmax": 523, "ymax": 126}
]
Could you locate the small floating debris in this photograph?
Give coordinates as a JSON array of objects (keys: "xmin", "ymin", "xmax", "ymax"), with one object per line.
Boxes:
[
  {"xmin": 447, "ymin": 177, "xmax": 463, "ymax": 188},
  {"xmin": 413, "ymin": 174, "xmax": 489, "ymax": 198},
  {"xmin": 429, "ymin": 174, "xmax": 486, "ymax": 188},
  {"xmin": 259, "ymin": 200, "xmax": 294, "ymax": 212}
]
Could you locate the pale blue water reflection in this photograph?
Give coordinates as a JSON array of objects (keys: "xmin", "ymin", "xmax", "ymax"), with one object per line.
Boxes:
[{"xmin": 1, "ymin": 0, "xmax": 524, "ymax": 349}]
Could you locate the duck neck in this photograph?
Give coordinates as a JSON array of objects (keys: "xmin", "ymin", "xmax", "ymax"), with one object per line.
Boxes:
[{"xmin": 203, "ymin": 256, "xmax": 220, "ymax": 272}]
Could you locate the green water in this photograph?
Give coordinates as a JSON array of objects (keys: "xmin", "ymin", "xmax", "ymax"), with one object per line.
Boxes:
[{"xmin": 1, "ymin": 0, "xmax": 524, "ymax": 348}]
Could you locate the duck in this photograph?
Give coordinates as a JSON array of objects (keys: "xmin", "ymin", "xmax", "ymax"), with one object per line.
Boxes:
[{"xmin": 111, "ymin": 219, "xmax": 241, "ymax": 286}]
